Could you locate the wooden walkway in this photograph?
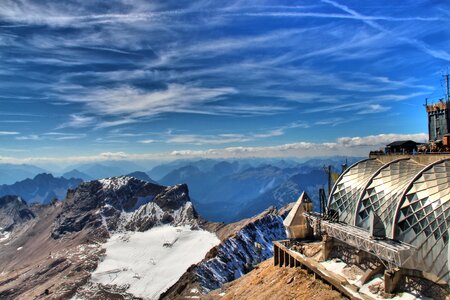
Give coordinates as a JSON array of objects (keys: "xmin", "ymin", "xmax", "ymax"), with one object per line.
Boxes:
[{"xmin": 273, "ymin": 240, "xmax": 372, "ymax": 300}]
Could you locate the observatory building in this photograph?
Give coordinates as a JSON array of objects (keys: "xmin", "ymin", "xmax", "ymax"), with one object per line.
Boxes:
[
  {"xmin": 328, "ymin": 157, "xmax": 450, "ymax": 285},
  {"xmin": 275, "ymin": 157, "xmax": 449, "ymax": 298},
  {"xmin": 275, "ymin": 76, "xmax": 450, "ymax": 298}
]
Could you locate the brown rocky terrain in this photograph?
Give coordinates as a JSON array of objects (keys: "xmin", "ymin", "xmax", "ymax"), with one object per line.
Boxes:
[
  {"xmin": 0, "ymin": 176, "xmax": 215, "ymax": 299},
  {"xmin": 0, "ymin": 177, "xmax": 296, "ymax": 300},
  {"xmin": 0, "ymin": 201, "xmax": 107, "ymax": 299},
  {"xmin": 203, "ymin": 258, "xmax": 345, "ymax": 300},
  {"xmin": 160, "ymin": 206, "xmax": 291, "ymax": 300}
]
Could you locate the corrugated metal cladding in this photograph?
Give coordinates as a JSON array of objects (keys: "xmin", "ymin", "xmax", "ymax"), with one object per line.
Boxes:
[{"xmin": 328, "ymin": 158, "xmax": 450, "ymax": 284}]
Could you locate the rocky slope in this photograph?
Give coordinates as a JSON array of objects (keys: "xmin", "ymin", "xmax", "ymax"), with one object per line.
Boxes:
[
  {"xmin": 0, "ymin": 199, "xmax": 103, "ymax": 299},
  {"xmin": 0, "ymin": 174, "xmax": 301, "ymax": 300},
  {"xmin": 0, "ymin": 176, "xmax": 207, "ymax": 299},
  {"xmin": 161, "ymin": 206, "xmax": 291, "ymax": 299},
  {"xmin": 203, "ymin": 258, "xmax": 344, "ymax": 300},
  {"xmin": 0, "ymin": 173, "xmax": 83, "ymax": 204},
  {"xmin": 0, "ymin": 195, "xmax": 35, "ymax": 232}
]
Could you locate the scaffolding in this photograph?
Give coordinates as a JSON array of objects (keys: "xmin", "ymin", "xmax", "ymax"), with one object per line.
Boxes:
[{"xmin": 304, "ymin": 212, "xmax": 414, "ymax": 270}]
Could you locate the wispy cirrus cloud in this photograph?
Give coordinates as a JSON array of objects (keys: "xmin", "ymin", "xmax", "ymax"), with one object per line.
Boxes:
[
  {"xmin": 321, "ymin": 0, "xmax": 450, "ymax": 61},
  {"xmin": 0, "ymin": 0, "xmax": 446, "ymax": 161},
  {"xmin": 56, "ymin": 84, "xmax": 291, "ymax": 128},
  {"xmin": 58, "ymin": 114, "xmax": 96, "ymax": 129},
  {"xmin": 237, "ymin": 11, "xmax": 441, "ymax": 22},
  {"xmin": 163, "ymin": 129, "xmax": 285, "ymax": 145},
  {"xmin": 357, "ymin": 104, "xmax": 391, "ymax": 115},
  {"xmin": 138, "ymin": 121, "xmax": 309, "ymax": 145},
  {"xmin": 16, "ymin": 132, "xmax": 86, "ymax": 141},
  {"xmin": 64, "ymin": 84, "xmax": 237, "ymax": 117}
]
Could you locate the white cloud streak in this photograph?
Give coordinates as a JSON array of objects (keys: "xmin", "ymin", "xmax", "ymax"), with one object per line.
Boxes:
[
  {"xmin": 58, "ymin": 114, "xmax": 96, "ymax": 129},
  {"xmin": 15, "ymin": 132, "xmax": 86, "ymax": 141},
  {"xmin": 1, "ymin": 133, "xmax": 427, "ymax": 164},
  {"xmin": 57, "ymin": 84, "xmax": 291, "ymax": 128}
]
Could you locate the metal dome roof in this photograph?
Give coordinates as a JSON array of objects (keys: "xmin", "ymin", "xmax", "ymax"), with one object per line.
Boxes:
[{"xmin": 327, "ymin": 157, "xmax": 450, "ymax": 283}]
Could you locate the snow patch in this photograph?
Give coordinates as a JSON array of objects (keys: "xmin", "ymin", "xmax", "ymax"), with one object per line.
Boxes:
[
  {"xmin": 0, "ymin": 231, "xmax": 10, "ymax": 243},
  {"xmin": 92, "ymin": 225, "xmax": 219, "ymax": 300},
  {"xmin": 359, "ymin": 276, "xmax": 432, "ymax": 300},
  {"xmin": 321, "ymin": 260, "xmax": 431, "ymax": 300},
  {"xmin": 258, "ymin": 178, "xmax": 276, "ymax": 194},
  {"xmin": 99, "ymin": 176, "xmax": 133, "ymax": 191}
]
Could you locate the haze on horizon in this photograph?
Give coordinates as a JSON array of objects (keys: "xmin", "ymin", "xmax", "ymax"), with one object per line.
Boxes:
[{"xmin": 0, "ymin": 0, "xmax": 449, "ymax": 166}]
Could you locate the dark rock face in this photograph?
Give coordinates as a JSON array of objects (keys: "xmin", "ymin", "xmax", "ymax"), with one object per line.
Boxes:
[
  {"xmin": 123, "ymin": 183, "xmax": 198, "ymax": 232},
  {"xmin": 0, "ymin": 195, "xmax": 35, "ymax": 231},
  {"xmin": 194, "ymin": 210, "xmax": 287, "ymax": 291},
  {"xmin": 51, "ymin": 177, "xmax": 198, "ymax": 238},
  {"xmin": 160, "ymin": 207, "xmax": 289, "ymax": 300},
  {"xmin": 153, "ymin": 184, "xmax": 190, "ymax": 210}
]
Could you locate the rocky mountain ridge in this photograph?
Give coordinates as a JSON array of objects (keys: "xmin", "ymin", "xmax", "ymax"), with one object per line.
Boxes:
[
  {"xmin": 0, "ymin": 174, "xmax": 296, "ymax": 300},
  {"xmin": 52, "ymin": 176, "xmax": 199, "ymax": 238},
  {"xmin": 0, "ymin": 175, "xmax": 205, "ymax": 299},
  {"xmin": 161, "ymin": 206, "xmax": 290, "ymax": 299}
]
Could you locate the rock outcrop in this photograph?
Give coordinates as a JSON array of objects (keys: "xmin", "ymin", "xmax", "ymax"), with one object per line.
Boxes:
[
  {"xmin": 0, "ymin": 176, "xmax": 204, "ymax": 299},
  {"xmin": 161, "ymin": 206, "xmax": 289, "ymax": 299},
  {"xmin": 0, "ymin": 195, "xmax": 35, "ymax": 231},
  {"xmin": 52, "ymin": 176, "xmax": 198, "ymax": 238}
]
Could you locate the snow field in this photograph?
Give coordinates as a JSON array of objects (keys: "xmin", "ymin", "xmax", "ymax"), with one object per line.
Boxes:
[{"xmin": 91, "ymin": 225, "xmax": 220, "ymax": 300}]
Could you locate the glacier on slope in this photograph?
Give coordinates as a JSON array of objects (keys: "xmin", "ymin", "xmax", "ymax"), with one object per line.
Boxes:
[{"xmin": 92, "ymin": 225, "xmax": 219, "ymax": 300}]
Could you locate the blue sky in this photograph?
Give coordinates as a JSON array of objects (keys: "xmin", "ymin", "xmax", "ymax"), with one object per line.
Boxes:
[{"xmin": 0, "ymin": 0, "xmax": 449, "ymax": 164}]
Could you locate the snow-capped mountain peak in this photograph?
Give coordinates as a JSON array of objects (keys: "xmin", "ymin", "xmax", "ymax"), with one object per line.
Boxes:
[{"xmin": 52, "ymin": 176, "xmax": 199, "ymax": 238}]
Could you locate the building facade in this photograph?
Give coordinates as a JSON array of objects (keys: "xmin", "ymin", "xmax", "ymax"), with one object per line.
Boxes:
[{"xmin": 427, "ymin": 101, "xmax": 450, "ymax": 142}]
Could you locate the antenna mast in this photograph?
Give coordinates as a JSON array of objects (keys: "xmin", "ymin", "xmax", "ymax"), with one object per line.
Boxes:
[{"xmin": 445, "ymin": 73, "xmax": 450, "ymax": 102}]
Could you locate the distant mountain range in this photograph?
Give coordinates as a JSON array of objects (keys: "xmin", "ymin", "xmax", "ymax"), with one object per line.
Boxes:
[
  {"xmin": 0, "ymin": 163, "xmax": 48, "ymax": 185},
  {"xmin": 62, "ymin": 169, "xmax": 92, "ymax": 181},
  {"xmin": 0, "ymin": 157, "xmax": 361, "ymax": 222},
  {"xmin": 125, "ymin": 171, "xmax": 158, "ymax": 184},
  {"xmin": 0, "ymin": 173, "xmax": 83, "ymax": 205},
  {"xmin": 63, "ymin": 161, "xmax": 145, "ymax": 179},
  {"xmin": 0, "ymin": 157, "xmax": 361, "ymax": 299},
  {"xmin": 155, "ymin": 157, "xmax": 360, "ymax": 222}
]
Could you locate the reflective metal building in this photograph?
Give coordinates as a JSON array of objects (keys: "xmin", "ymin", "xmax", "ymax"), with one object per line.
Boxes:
[{"xmin": 328, "ymin": 158, "xmax": 450, "ymax": 284}]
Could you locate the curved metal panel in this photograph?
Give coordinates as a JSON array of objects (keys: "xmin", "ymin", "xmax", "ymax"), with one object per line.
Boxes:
[
  {"xmin": 393, "ymin": 159, "xmax": 450, "ymax": 283},
  {"xmin": 355, "ymin": 158, "xmax": 424, "ymax": 237},
  {"xmin": 328, "ymin": 158, "xmax": 384, "ymax": 224}
]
